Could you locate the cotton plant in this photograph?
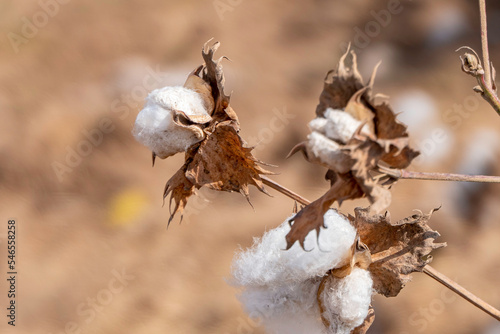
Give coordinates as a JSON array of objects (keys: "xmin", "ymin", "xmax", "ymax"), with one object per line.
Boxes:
[{"xmin": 132, "ymin": 40, "xmax": 500, "ymax": 333}]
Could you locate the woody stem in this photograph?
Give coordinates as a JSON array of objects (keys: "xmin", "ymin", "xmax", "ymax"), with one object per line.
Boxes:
[{"xmin": 377, "ymin": 166, "xmax": 500, "ymax": 183}]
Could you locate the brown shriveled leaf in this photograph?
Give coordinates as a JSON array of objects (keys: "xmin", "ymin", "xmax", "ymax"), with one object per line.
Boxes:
[
  {"xmin": 285, "ymin": 175, "xmax": 362, "ymax": 249},
  {"xmin": 351, "ymin": 306, "xmax": 375, "ymax": 334},
  {"xmin": 163, "ymin": 166, "xmax": 196, "ymax": 226},
  {"xmin": 185, "ymin": 121, "xmax": 273, "ymax": 202},
  {"xmin": 349, "ymin": 207, "xmax": 446, "ymax": 297}
]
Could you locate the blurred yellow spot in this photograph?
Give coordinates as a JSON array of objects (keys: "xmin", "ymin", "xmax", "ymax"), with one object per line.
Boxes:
[{"xmin": 108, "ymin": 189, "xmax": 149, "ymax": 226}]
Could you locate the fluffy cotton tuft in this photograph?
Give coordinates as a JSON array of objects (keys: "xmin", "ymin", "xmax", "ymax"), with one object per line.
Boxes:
[
  {"xmin": 323, "ymin": 109, "xmax": 364, "ymax": 143},
  {"xmin": 320, "ymin": 268, "xmax": 373, "ymax": 334},
  {"xmin": 133, "ymin": 86, "xmax": 211, "ymax": 158},
  {"xmin": 306, "ymin": 132, "xmax": 351, "ymax": 174},
  {"xmin": 309, "ymin": 108, "xmax": 372, "ymax": 145},
  {"xmin": 232, "ymin": 209, "xmax": 356, "ymax": 286},
  {"xmin": 232, "ymin": 209, "xmax": 372, "ymax": 334}
]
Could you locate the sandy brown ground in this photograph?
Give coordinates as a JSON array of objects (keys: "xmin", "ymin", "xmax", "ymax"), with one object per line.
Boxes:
[{"xmin": 1, "ymin": 1, "xmax": 500, "ymax": 333}]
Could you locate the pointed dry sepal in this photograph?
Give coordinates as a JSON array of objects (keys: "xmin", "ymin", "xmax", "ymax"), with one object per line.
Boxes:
[{"xmin": 163, "ymin": 166, "xmax": 196, "ymax": 226}]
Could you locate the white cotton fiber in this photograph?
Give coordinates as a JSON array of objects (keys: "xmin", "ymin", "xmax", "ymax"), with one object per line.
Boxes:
[
  {"xmin": 324, "ymin": 108, "xmax": 363, "ymax": 143},
  {"xmin": 232, "ymin": 209, "xmax": 373, "ymax": 334},
  {"xmin": 232, "ymin": 209, "xmax": 356, "ymax": 287},
  {"xmin": 306, "ymin": 132, "xmax": 352, "ymax": 174},
  {"xmin": 133, "ymin": 86, "xmax": 211, "ymax": 158},
  {"xmin": 320, "ymin": 268, "xmax": 373, "ymax": 334},
  {"xmin": 238, "ymin": 280, "xmax": 320, "ymax": 319}
]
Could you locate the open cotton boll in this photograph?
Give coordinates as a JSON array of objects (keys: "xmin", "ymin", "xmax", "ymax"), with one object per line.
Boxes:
[
  {"xmin": 320, "ymin": 268, "xmax": 373, "ymax": 334},
  {"xmin": 133, "ymin": 86, "xmax": 211, "ymax": 158},
  {"xmin": 232, "ymin": 209, "xmax": 356, "ymax": 287},
  {"xmin": 324, "ymin": 108, "xmax": 366, "ymax": 144}
]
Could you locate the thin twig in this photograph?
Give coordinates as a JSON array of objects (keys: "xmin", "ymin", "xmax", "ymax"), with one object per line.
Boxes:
[
  {"xmin": 261, "ymin": 176, "xmax": 310, "ymax": 206},
  {"xmin": 261, "ymin": 176, "xmax": 500, "ymax": 321},
  {"xmin": 378, "ymin": 167, "xmax": 500, "ymax": 183},
  {"xmin": 479, "ymin": 0, "xmax": 492, "ymax": 88},
  {"xmin": 424, "ymin": 265, "xmax": 500, "ymax": 321}
]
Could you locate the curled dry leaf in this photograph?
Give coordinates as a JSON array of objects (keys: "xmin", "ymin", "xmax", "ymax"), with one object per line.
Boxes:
[
  {"xmin": 145, "ymin": 40, "xmax": 272, "ymax": 222},
  {"xmin": 286, "ymin": 45, "xmax": 419, "ymax": 248},
  {"xmin": 350, "ymin": 207, "xmax": 446, "ymax": 297}
]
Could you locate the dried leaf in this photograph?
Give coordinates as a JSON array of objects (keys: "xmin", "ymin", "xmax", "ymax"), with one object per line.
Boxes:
[
  {"xmin": 349, "ymin": 207, "xmax": 446, "ymax": 297},
  {"xmin": 163, "ymin": 166, "xmax": 196, "ymax": 225},
  {"xmin": 351, "ymin": 306, "xmax": 375, "ymax": 334},
  {"xmin": 285, "ymin": 175, "xmax": 362, "ymax": 249},
  {"xmin": 185, "ymin": 121, "xmax": 273, "ymax": 201}
]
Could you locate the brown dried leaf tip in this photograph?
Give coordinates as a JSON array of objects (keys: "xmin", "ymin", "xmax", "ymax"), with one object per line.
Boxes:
[
  {"xmin": 140, "ymin": 40, "xmax": 273, "ymax": 224},
  {"xmin": 287, "ymin": 46, "xmax": 419, "ymax": 248}
]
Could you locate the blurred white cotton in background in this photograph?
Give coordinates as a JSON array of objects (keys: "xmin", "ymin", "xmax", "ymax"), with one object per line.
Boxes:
[{"xmin": 394, "ymin": 89, "xmax": 453, "ymax": 167}]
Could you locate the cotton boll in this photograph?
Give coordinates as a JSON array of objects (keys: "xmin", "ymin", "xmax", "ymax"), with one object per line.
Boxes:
[
  {"xmin": 320, "ymin": 268, "xmax": 373, "ymax": 333},
  {"xmin": 133, "ymin": 86, "xmax": 211, "ymax": 158},
  {"xmin": 306, "ymin": 132, "xmax": 352, "ymax": 174},
  {"xmin": 324, "ymin": 108, "xmax": 366, "ymax": 143},
  {"xmin": 232, "ymin": 209, "xmax": 356, "ymax": 287}
]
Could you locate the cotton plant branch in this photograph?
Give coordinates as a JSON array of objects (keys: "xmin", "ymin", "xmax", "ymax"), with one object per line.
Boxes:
[
  {"xmin": 377, "ymin": 165, "xmax": 500, "ymax": 183},
  {"xmin": 261, "ymin": 175, "xmax": 500, "ymax": 322},
  {"xmin": 479, "ymin": 0, "xmax": 492, "ymax": 87},
  {"xmin": 457, "ymin": 1, "xmax": 500, "ymax": 116}
]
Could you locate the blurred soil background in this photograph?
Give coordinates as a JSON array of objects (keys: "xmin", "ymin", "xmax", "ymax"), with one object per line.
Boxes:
[{"xmin": 1, "ymin": 0, "xmax": 500, "ymax": 333}]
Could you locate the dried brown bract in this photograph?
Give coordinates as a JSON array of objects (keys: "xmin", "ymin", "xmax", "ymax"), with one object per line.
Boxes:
[
  {"xmin": 286, "ymin": 46, "xmax": 419, "ymax": 248},
  {"xmin": 350, "ymin": 207, "xmax": 446, "ymax": 297},
  {"xmin": 158, "ymin": 40, "xmax": 273, "ymax": 223}
]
